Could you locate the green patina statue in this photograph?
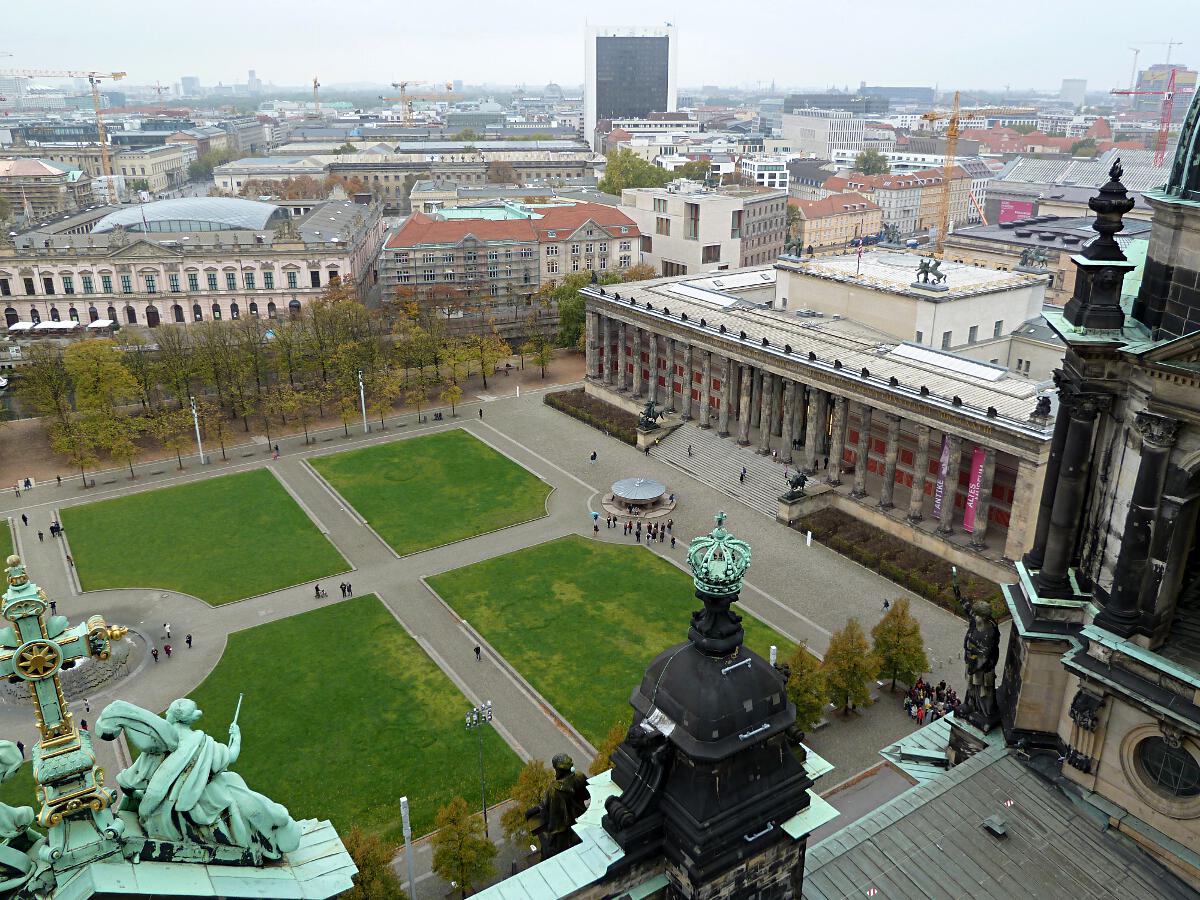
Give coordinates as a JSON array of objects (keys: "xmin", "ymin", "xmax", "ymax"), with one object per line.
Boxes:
[
  {"xmin": 0, "ymin": 742, "xmax": 46, "ymax": 894},
  {"xmin": 526, "ymin": 754, "xmax": 589, "ymax": 859},
  {"xmin": 95, "ymin": 699, "xmax": 301, "ymax": 860}
]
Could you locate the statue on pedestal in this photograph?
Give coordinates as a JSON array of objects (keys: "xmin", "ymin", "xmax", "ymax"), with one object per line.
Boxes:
[
  {"xmin": 638, "ymin": 399, "xmax": 665, "ymax": 431},
  {"xmin": 783, "ymin": 469, "xmax": 808, "ymax": 500},
  {"xmin": 953, "ymin": 568, "xmax": 1001, "ymax": 732},
  {"xmin": 526, "ymin": 754, "xmax": 589, "ymax": 858},
  {"xmin": 96, "ymin": 698, "xmax": 301, "ymax": 860}
]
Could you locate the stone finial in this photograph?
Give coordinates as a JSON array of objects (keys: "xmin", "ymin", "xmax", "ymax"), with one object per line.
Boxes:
[{"xmin": 1085, "ymin": 157, "xmax": 1135, "ymax": 263}]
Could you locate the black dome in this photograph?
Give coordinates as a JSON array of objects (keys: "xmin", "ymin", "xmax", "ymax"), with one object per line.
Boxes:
[{"xmin": 630, "ymin": 640, "xmax": 793, "ymax": 761}]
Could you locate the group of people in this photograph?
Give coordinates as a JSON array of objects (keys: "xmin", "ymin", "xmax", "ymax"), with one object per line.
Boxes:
[
  {"xmin": 904, "ymin": 677, "xmax": 960, "ymax": 726},
  {"xmin": 604, "ymin": 516, "xmax": 676, "ymax": 548}
]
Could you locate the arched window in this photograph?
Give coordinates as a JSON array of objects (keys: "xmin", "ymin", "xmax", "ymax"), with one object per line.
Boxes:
[
  {"xmin": 125, "ymin": 305, "xmax": 137, "ymax": 325},
  {"xmin": 49, "ymin": 307, "xmax": 60, "ymax": 322},
  {"xmin": 230, "ymin": 302, "xmax": 239, "ymax": 320},
  {"xmin": 267, "ymin": 301, "xmax": 277, "ymax": 319},
  {"xmin": 68, "ymin": 307, "xmax": 79, "ymax": 323},
  {"xmin": 249, "ymin": 302, "xmax": 259, "ymax": 317},
  {"xmin": 107, "ymin": 305, "xmax": 117, "ymax": 322},
  {"xmin": 172, "ymin": 304, "xmax": 184, "ymax": 323},
  {"xmin": 4, "ymin": 308, "xmax": 17, "ymax": 327},
  {"xmin": 30, "ymin": 308, "xmax": 41, "ymax": 324},
  {"xmin": 288, "ymin": 298, "xmax": 301, "ymax": 319},
  {"xmin": 211, "ymin": 303, "xmax": 222, "ymax": 321},
  {"xmin": 88, "ymin": 306, "xmax": 99, "ymax": 322},
  {"xmin": 146, "ymin": 305, "xmax": 160, "ymax": 328},
  {"xmin": 192, "ymin": 304, "xmax": 203, "ymax": 322}
]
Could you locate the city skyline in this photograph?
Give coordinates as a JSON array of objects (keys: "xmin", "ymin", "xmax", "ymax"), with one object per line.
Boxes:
[{"xmin": 3, "ymin": 0, "xmax": 1198, "ymax": 95}]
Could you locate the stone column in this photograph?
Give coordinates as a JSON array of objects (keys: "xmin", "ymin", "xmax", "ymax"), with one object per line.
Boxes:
[
  {"xmin": 1097, "ymin": 412, "xmax": 1181, "ymax": 635},
  {"xmin": 680, "ymin": 344, "xmax": 694, "ymax": 420},
  {"xmin": 826, "ymin": 395, "xmax": 847, "ymax": 485},
  {"xmin": 770, "ymin": 375, "xmax": 784, "ymax": 437},
  {"xmin": 718, "ymin": 357, "xmax": 732, "ymax": 437},
  {"xmin": 851, "ymin": 403, "xmax": 874, "ymax": 498},
  {"xmin": 666, "ymin": 340, "xmax": 678, "ymax": 412},
  {"xmin": 878, "ymin": 413, "xmax": 901, "ymax": 509},
  {"xmin": 737, "ymin": 365, "xmax": 753, "ymax": 445},
  {"xmin": 1003, "ymin": 458, "xmax": 1040, "ymax": 562},
  {"xmin": 631, "ymin": 327, "xmax": 643, "ymax": 397},
  {"xmin": 968, "ymin": 447, "xmax": 997, "ymax": 550},
  {"xmin": 937, "ymin": 434, "xmax": 963, "ymax": 534},
  {"xmin": 647, "ymin": 330, "xmax": 659, "ymax": 404},
  {"xmin": 907, "ymin": 424, "xmax": 932, "ymax": 522},
  {"xmin": 750, "ymin": 368, "xmax": 763, "ymax": 430},
  {"xmin": 793, "ymin": 384, "xmax": 807, "ymax": 447},
  {"xmin": 758, "ymin": 373, "xmax": 775, "ymax": 454},
  {"xmin": 804, "ymin": 389, "xmax": 824, "ymax": 473},
  {"xmin": 585, "ymin": 310, "xmax": 600, "ymax": 379},
  {"xmin": 603, "ymin": 317, "xmax": 615, "ymax": 385},
  {"xmin": 699, "ymin": 351, "xmax": 713, "ymax": 428},
  {"xmin": 1033, "ymin": 395, "xmax": 1105, "ymax": 596},
  {"xmin": 617, "ymin": 322, "xmax": 629, "ymax": 391},
  {"xmin": 1025, "ymin": 391, "xmax": 1072, "ymax": 568},
  {"xmin": 779, "ymin": 381, "xmax": 795, "ymax": 464}
]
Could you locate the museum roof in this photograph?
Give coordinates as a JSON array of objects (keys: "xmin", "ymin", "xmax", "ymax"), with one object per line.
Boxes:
[
  {"xmin": 584, "ymin": 266, "xmax": 1052, "ymax": 437},
  {"xmin": 778, "ymin": 249, "xmax": 1043, "ymax": 300},
  {"xmin": 803, "ymin": 749, "xmax": 1197, "ymax": 900},
  {"xmin": 93, "ymin": 197, "xmax": 283, "ymax": 233},
  {"xmin": 946, "ymin": 215, "xmax": 1152, "ymax": 252},
  {"xmin": 995, "ymin": 149, "xmax": 1168, "ymax": 194}
]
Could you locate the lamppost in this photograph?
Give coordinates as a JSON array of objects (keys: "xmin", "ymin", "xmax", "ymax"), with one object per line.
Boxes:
[
  {"xmin": 357, "ymin": 369, "xmax": 369, "ymax": 434},
  {"xmin": 400, "ymin": 795, "xmax": 416, "ymax": 899},
  {"xmin": 189, "ymin": 396, "xmax": 207, "ymax": 464},
  {"xmin": 465, "ymin": 700, "xmax": 493, "ymax": 837}
]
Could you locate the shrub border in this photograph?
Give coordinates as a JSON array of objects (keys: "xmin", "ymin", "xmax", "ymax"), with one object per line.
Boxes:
[{"xmin": 544, "ymin": 388, "xmax": 638, "ymax": 446}]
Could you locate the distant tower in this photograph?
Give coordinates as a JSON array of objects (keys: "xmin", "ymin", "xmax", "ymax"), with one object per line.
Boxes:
[
  {"xmin": 584, "ymin": 24, "xmax": 677, "ymax": 151},
  {"xmin": 1060, "ymin": 78, "xmax": 1087, "ymax": 109}
]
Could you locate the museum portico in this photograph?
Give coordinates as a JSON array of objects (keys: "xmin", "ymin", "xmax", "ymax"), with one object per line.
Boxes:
[{"xmin": 581, "ymin": 264, "xmax": 1057, "ymax": 565}]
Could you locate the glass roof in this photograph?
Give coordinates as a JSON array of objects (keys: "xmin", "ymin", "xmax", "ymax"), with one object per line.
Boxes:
[{"xmin": 93, "ymin": 198, "xmax": 282, "ymax": 233}]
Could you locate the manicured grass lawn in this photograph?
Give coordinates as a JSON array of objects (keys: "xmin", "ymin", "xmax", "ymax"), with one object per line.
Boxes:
[
  {"xmin": 0, "ymin": 520, "xmax": 12, "ymax": 561},
  {"xmin": 310, "ymin": 430, "xmax": 550, "ymax": 556},
  {"xmin": 188, "ymin": 595, "xmax": 522, "ymax": 840},
  {"xmin": 428, "ymin": 536, "xmax": 800, "ymax": 746},
  {"xmin": 0, "ymin": 760, "xmax": 34, "ymax": 811},
  {"xmin": 62, "ymin": 469, "xmax": 349, "ymax": 606}
]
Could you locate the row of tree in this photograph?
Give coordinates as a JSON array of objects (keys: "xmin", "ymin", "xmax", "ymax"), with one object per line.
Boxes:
[{"xmin": 18, "ymin": 283, "xmax": 533, "ymax": 484}]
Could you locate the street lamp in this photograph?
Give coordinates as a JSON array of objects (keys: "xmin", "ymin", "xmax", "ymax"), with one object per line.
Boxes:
[
  {"xmin": 189, "ymin": 396, "xmax": 207, "ymax": 464},
  {"xmin": 465, "ymin": 700, "xmax": 493, "ymax": 837},
  {"xmin": 357, "ymin": 369, "xmax": 369, "ymax": 434},
  {"xmin": 400, "ymin": 796, "xmax": 416, "ymax": 899}
]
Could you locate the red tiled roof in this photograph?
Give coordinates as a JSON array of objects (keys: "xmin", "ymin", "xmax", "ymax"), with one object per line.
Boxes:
[
  {"xmin": 384, "ymin": 203, "xmax": 639, "ymax": 250},
  {"xmin": 529, "ymin": 203, "xmax": 640, "ymax": 242},
  {"xmin": 790, "ymin": 192, "xmax": 879, "ymax": 220}
]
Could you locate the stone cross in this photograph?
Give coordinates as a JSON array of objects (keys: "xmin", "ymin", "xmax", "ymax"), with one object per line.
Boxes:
[{"xmin": 0, "ymin": 556, "xmax": 127, "ymax": 835}]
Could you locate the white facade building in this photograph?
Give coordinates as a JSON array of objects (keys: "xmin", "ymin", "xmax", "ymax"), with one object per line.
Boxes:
[
  {"xmin": 781, "ymin": 109, "xmax": 864, "ymax": 159},
  {"xmin": 739, "ymin": 156, "xmax": 789, "ymax": 190}
]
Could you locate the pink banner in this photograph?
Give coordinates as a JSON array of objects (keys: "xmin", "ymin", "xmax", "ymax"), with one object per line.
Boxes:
[
  {"xmin": 962, "ymin": 446, "xmax": 986, "ymax": 533},
  {"xmin": 932, "ymin": 435, "xmax": 950, "ymax": 518}
]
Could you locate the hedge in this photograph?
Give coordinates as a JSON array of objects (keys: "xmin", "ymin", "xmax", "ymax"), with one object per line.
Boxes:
[
  {"xmin": 796, "ymin": 507, "xmax": 1008, "ymax": 621},
  {"xmin": 544, "ymin": 388, "xmax": 639, "ymax": 446}
]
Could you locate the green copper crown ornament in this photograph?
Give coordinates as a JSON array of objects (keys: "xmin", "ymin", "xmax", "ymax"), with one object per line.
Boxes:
[{"xmin": 688, "ymin": 512, "xmax": 751, "ymax": 596}]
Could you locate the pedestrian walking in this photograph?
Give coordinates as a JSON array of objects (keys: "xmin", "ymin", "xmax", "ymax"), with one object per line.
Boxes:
[
  {"xmin": 151, "ymin": 648, "xmax": 159, "ymax": 662},
  {"xmin": 186, "ymin": 633, "xmax": 193, "ymax": 648},
  {"xmin": 49, "ymin": 601, "xmax": 56, "ymax": 614},
  {"xmin": 23, "ymin": 479, "xmax": 31, "ymax": 490},
  {"xmin": 659, "ymin": 528, "xmax": 665, "ymax": 543},
  {"xmin": 671, "ymin": 535, "xmax": 676, "ymax": 548},
  {"xmin": 593, "ymin": 523, "xmax": 599, "ymax": 535},
  {"xmin": 13, "ymin": 487, "xmax": 18, "ymax": 499},
  {"xmin": 274, "ymin": 444, "xmax": 280, "ymax": 456},
  {"xmin": 314, "ymin": 585, "xmax": 322, "ymax": 599},
  {"xmin": 474, "ymin": 645, "xmax": 481, "ymax": 662},
  {"xmin": 346, "ymin": 583, "xmax": 353, "ymax": 596},
  {"xmin": 84, "ymin": 698, "xmax": 90, "ymax": 713},
  {"xmin": 163, "ymin": 623, "xmax": 171, "ymax": 640},
  {"xmin": 164, "ymin": 644, "xmax": 172, "ymax": 658},
  {"xmin": 667, "ymin": 519, "xmax": 673, "ymax": 532},
  {"xmin": 589, "ymin": 450, "xmax": 597, "ymax": 464},
  {"xmin": 15, "ymin": 741, "xmax": 23, "ymax": 758},
  {"xmin": 687, "ymin": 444, "xmax": 693, "ymax": 457},
  {"xmin": 56, "ymin": 475, "xmax": 61, "ymax": 486},
  {"xmin": 478, "ymin": 408, "xmax": 483, "ymax": 420},
  {"xmin": 339, "ymin": 582, "xmax": 347, "ymax": 598},
  {"xmin": 20, "ymin": 514, "xmax": 27, "ymax": 526},
  {"xmin": 882, "ymin": 599, "xmax": 890, "ymax": 612},
  {"xmin": 80, "ymin": 719, "xmax": 88, "ymax": 731},
  {"xmin": 66, "ymin": 554, "xmax": 73, "ymax": 567},
  {"xmin": 37, "ymin": 532, "xmax": 43, "ymax": 542}
]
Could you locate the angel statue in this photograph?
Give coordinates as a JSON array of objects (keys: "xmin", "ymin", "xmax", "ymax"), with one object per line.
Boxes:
[
  {"xmin": 0, "ymin": 741, "xmax": 48, "ymax": 893},
  {"xmin": 95, "ymin": 698, "xmax": 301, "ymax": 859}
]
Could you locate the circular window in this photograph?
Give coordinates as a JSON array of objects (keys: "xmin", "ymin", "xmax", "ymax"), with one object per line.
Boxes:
[{"xmin": 1137, "ymin": 737, "xmax": 1200, "ymax": 799}]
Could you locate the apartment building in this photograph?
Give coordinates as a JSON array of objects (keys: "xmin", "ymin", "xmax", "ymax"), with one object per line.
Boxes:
[
  {"xmin": 0, "ymin": 159, "xmax": 91, "ymax": 220},
  {"xmin": 739, "ymin": 156, "xmax": 789, "ymax": 191},
  {"xmin": 620, "ymin": 181, "xmax": 787, "ymax": 275},
  {"xmin": 789, "ymin": 192, "xmax": 882, "ymax": 253}
]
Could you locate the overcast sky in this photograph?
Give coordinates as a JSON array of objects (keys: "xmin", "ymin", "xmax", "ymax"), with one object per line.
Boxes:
[{"xmin": 3, "ymin": 0, "xmax": 1198, "ymax": 93}]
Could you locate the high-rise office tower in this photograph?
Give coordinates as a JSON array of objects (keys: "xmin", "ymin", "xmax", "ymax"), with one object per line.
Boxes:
[{"xmin": 584, "ymin": 25, "xmax": 677, "ymax": 150}]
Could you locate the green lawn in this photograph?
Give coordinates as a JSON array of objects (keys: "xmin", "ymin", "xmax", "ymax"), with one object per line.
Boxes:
[
  {"xmin": 0, "ymin": 519, "xmax": 12, "ymax": 561},
  {"xmin": 310, "ymin": 430, "xmax": 551, "ymax": 556},
  {"xmin": 187, "ymin": 595, "xmax": 522, "ymax": 840},
  {"xmin": 62, "ymin": 469, "xmax": 349, "ymax": 606},
  {"xmin": 428, "ymin": 536, "xmax": 800, "ymax": 745}
]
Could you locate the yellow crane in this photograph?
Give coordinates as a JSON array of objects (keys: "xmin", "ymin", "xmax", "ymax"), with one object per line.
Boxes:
[
  {"xmin": 920, "ymin": 90, "xmax": 961, "ymax": 257},
  {"xmin": 0, "ymin": 68, "xmax": 126, "ymax": 204},
  {"xmin": 383, "ymin": 80, "xmax": 454, "ymax": 126}
]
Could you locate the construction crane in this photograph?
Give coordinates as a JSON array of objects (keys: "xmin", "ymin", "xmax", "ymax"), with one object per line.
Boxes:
[
  {"xmin": 0, "ymin": 68, "xmax": 126, "ymax": 204},
  {"xmin": 920, "ymin": 91, "xmax": 961, "ymax": 257},
  {"xmin": 382, "ymin": 80, "xmax": 454, "ymax": 125},
  {"xmin": 1112, "ymin": 66, "xmax": 1180, "ymax": 165},
  {"xmin": 311, "ymin": 75, "xmax": 320, "ymax": 118}
]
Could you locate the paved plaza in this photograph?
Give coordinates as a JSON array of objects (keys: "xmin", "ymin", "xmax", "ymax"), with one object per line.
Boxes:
[{"xmin": 0, "ymin": 379, "xmax": 985, "ymax": 895}]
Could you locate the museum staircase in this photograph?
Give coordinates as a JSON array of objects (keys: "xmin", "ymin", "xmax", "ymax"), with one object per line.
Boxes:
[{"xmin": 648, "ymin": 423, "xmax": 788, "ymax": 519}]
